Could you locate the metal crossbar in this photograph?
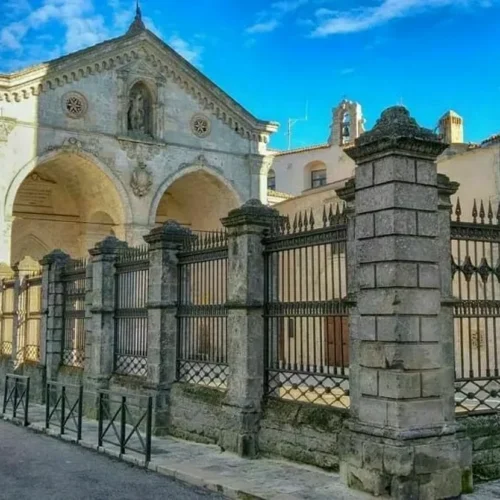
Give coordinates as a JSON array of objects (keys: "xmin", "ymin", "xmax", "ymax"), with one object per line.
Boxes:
[
  {"xmin": 263, "ymin": 205, "xmax": 350, "ymax": 408},
  {"xmin": 2, "ymin": 374, "xmax": 30, "ymax": 426},
  {"xmin": 45, "ymin": 382, "xmax": 83, "ymax": 440},
  {"xmin": 97, "ymin": 391, "xmax": 152, "ymax": 463}
]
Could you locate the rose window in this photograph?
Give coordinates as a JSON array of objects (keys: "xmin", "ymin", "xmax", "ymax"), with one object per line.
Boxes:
[
  {"xmin": 191, "ymin": 114, "xmax": 211, "ymax": 138},
  {"xmin": 62, "ymin": 92, "xmax": 88, "ymax": 119}
]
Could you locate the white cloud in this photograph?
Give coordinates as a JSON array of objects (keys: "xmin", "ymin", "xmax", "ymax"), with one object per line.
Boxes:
[
  {"xmin": 246, "ymin": 0, "xmax": 308, "ymax": 35},
  {"xmin": 168, "ymin": 35, "xmax": 204, "ymax": 67},
  {"xmin": 246, "ymin": 20, "xmax": 280, "ymax": 34},
  {"xmin": 311, "ymin": 0, "xmax": 496, "ymax": 36}
]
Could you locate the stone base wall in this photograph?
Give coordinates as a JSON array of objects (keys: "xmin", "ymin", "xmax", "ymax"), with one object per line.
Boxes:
[
  {"xmin": 17, "ymin": 362, "xmax": 46, "ymax": 403},
  {"xmin": 0, "ymin": 356, "xmax": 12, "ymax": 393},
  {"xmin": 259, "ymin": 399, "xmax": 347, "ymax": 471},
  {"xmin": 55, "ymin": 366, "xmax": 84, "ymax": 387},
  {"xmin": 459, "ymin": 413, "xmax": 500, "ymax": 482},
  {"xmin": 168, "ymin": 383, "xmax": 227, "ymax": 445}
]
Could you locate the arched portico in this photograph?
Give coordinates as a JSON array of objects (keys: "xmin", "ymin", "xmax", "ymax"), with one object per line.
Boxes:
[
  {"xmin": 5, "ymin": 150, "xmax": 130, "ymax": 264},
  {"xmin": 152, "ymin": 166, "xmax": 241, "ymax": 231}
]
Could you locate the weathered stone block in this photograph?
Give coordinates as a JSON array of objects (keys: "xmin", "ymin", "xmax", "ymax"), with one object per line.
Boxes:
[
  {"xmin": 416, "ymin": 160, "xmax": 437, "ymax": 186},
  {"xmin": 383, "ymin": 444, "xmax": 414, "ymax": 477},
  {"xmin": 356, "ymin": 315, "xmax": 376, "ymax": 341},
  {"xmin": 356, "ymin": 162, "xmax": 374, "ymax": 189},
  {"xmin": 420, "ymin": 316, "xmax": 441, "ymax": 342},
  {"xmin": 355, "ymin": 212, "xmax": 374, "ymax": 239},
  {"xmin": 359, "ymin": 367, "xmax": 378, "ymax": 396},
  {"xmin": 417, "ymin": 211, "xmax": 439, "ymax": 237},
  {"xmin": 377, "ymin": 315, "xmax": 420, "ymax": 342},
  {"xmin": 418, "ymin": 263, "xmax": 440, "ymax": 288},
  {"xmin": 375, "ymin": 209, "xmax": 417, "ymax": 236},
  {"xmin": 358, "ymin": 397, "xmax": 388, "ymax": 426},
  {"xmin": 358, "ymin": 263, "xmax": 375, "ymax": 289},
  {"xmin": 363, "ymin": 440, "xmax": 384, "ymax": 470},
  {"xmin": 358, "ymin": 288, "xmax": 441, "ymax": 315},
  {"xmin": 378, "ymin": 370, "xmax": 421, "ymax": 399},
  {"xmin": 360, "ymin": 342, "xmax": 442, "ymax": 370},
  {"xmin": 387, "ymin": 399, "xmax": 446, "ymax": 429},
  {"xmin": 376, "ymin": 262, "xmax": 418, "ymax": 288},
  {"xmin": 373, "ymin": 156, "xmax": 415, "ymax": 185}
]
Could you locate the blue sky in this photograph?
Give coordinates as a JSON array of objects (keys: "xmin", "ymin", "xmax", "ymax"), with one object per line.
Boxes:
[{"xmin": 0, "ymin": 0, "xmax": 499, "ymax": 150}]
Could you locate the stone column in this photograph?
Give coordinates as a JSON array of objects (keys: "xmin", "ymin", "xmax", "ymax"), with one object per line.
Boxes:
[
  {"xmin": 337, "ymin": 107, "xmax": 471, "ymax": 499},
  {"xmin": 40, "ymin": 250, "xmax": 70, "ymax": 382},
  {"xmin": 221, "ymin": 199, "xmax": 279, "ymax": 457},
  {"xmin": 247, "ymin": 155, "xmax": 273, "ymax": 205},
  {"xmin": 84, "ymin": 237, "xmax": 127, "ymax": 398},
  {"xmin": 125, "ymin": 223, "xmax": 152, "ymax": 248},
  {"xmin": 143, "ymin": 221, "xmax": 191, "ymax": 435}
]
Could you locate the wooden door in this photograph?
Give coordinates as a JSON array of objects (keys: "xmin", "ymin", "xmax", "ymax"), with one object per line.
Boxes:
[{"xmin": 325, "ymin": 316, "xmax": 349, "ymax": 367}]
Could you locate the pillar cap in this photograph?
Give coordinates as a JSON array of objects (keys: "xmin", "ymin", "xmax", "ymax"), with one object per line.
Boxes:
[
  {"xmin": 437, "ymin": 173, "xmax": 460, "ymax": 196},
  {"xmin": 89, "ymin": 236, "xmax": 128, "ymax": 256},
  {"xmin": 40, "ymin": 249, "xmax": 70, "ymax": 266},
  {"xmin": 346, "ymin": 106, "xmax": 448, "ymax": 163},
  {"xmin": 144, "ymin": 220, "xmax": 193, "ymax": 245},
  {"xmin": 222, "ymin": 199, "xmax": 279, "ymax": 228}
]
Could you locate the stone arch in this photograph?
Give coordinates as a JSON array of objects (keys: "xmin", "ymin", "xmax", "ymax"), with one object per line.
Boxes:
[
  {"xmin": 11, "ymin": 233, "xmax": 49, "ymax": 264},
  {"xmin": 149, "ymin": 161, "xmax": 243, "ymax": 227},
  {"xmin": 304, "ymin": 160, "xmax": 327, "ymax": 189},
  {"xmin": 4, "ymin": 148, "xmax": 133, "ymax": 223},
  {"xmin": 7, "ymin": 149, "xmax": 130, "ymax": 262}
]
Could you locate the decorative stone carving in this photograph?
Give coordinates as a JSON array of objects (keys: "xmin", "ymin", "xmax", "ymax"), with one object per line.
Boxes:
[
  {"xmin": 118, "ymin": 138, "xmax": 162, "ymax": 164},
  {"xmin": 127, "ymin": 82, "xmax": 152, "ymax": 137},
  {"xmin": 0, "ymin": 117, "xmax": 16, "ymax": 142},
  {"xmin": 180, "ymin": 154, "xmax": 210, "ymax": 170},
  {"xmin": 130, "ymin": 161, "xmax": 153, "ymax": 197},
  {"xmin": 62, "ymin": 91, "xmax": 88, "ymax": 119},
  {"xmin": 190, "ymin": 113, "xmax": 211, "ymax": 138}
]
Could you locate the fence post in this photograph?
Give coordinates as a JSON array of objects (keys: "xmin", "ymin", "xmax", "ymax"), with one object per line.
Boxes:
[
  {"xmin": 221, "ymin": 199, "xmax": 279, "ymax": 457},
  {"xmin": 143, "ymin": 221, "xmax": 191, "ymax": 435},
  {"xmin": 84, "ymin": 237, "xmax": 127, "ymax": 414},
  {"xmin": 337, "ymin": 106, "xmax": 472, "ymax": 499},
  {"xmin": 40, "ymin": 250, "xmax": 70, "ymax": 383}
]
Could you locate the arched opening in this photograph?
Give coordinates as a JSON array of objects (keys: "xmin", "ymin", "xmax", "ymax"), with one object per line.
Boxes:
[
  {"xmin": 10, "ymin": 152, "xmax": 126, "ymax": 264},
  {"xmin": 304, "ymin": 161, "xmax": 327, "ymax": 190},
  {"xmin": 127, "ymin": 81, "xmax": 154, "ymax": 138},
  {"xmin": 341, "ymin": 111, "xmax": 351, "ymax": 145},
  {"xmin": 155, "ymin": 170, "xmax": 239, "ymax": 231}
]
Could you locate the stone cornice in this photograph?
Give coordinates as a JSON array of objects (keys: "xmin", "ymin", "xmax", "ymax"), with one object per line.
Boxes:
[{"xmin": 0, "ymin": 31, "xmax": 278, "ymax": 143}]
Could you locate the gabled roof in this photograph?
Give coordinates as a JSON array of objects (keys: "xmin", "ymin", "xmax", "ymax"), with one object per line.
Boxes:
[{"xmin": 0, "ymin": 17, "xmax": 278, "ymax": 140}]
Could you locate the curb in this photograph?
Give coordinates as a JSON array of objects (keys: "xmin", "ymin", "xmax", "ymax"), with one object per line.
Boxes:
[{"xmin": 1, "ymin": 413, "xmax": 266, "ymax": 500}]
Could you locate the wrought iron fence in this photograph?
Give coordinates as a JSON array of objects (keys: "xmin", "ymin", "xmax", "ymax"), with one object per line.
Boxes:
[
  {"xmin": 451, "ymin": 198, "xmax": 500, "ymax": 414},
  {"xmin": 177, "ymin": 230, "xmax": 229, "ymax": 389},
  {"xmin": 0, "ymin": 279, "xmax": 15, "ymax": 357},
  {"xmin": 2, "ymin": 374, "xmax": 30, "ymax": 426},
  {"xmin": 46, "ymin": 381, "xmax": 83, "ymax": 440},
  {"xmin": 98, "ymin": 390, "xmax": 152, "ymax": 463},
  {"xmin": 17, "ymin": 273, "xmax": 43, "ymax": 363},
  {"xmin": 62, "ymin": 259, "xmax": 87, "ymax": 368},
  {"xmin": 263, "ymin": 205, "xmax": 350, "ymax": 408},
  {"xmin": 114, "ymin": 246, "xmax": 149, "ymax": 377}
]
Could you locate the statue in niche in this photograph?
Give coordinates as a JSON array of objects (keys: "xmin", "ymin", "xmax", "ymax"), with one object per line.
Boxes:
[{"xmin": 127, "ymin": 83, "xmax": 152, "ymax": 136}]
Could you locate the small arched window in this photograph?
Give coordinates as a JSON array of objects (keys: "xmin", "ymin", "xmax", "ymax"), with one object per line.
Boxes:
[
  {"xmin": 127, "ymin": 82, "xmax": 153, "ymax": 137},
  {"xmin": 341, "ymin": 111, "xmax": 351, "ymax": 145},
  {"xmin": 267, "ymin": 169, "xmax": 276, "ymax": 190}
]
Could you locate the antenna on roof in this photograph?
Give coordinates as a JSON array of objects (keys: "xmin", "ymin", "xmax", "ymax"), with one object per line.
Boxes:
[{"xmin": 285, "ymin": 101, "xmax": 308, "ymax": 150}]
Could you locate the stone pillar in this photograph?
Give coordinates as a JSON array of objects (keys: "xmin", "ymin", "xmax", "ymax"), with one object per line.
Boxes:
[
  {"xmin": 125, "ymin": 223, "xmax": 151, "ymax": 247},
  {"xmin": 143, "ymin": 221, "xmax": 191, "ymax": 435},
  {"xmin": 247, "ymin": 155, "xmax": 273, "ymax": 206},
  {"xmin": 84, "ymin": 237, "xmax": 127, "ymax": 397},
  {"xmin": 221, "ymin": 199, "xmax": 279, "ymax": 457},
  {"xmin": 40, "ymin": 250, "xmax": 70, "ymax": 382},
  {"xmin": 337, "ymin": 107, "xmax": 471, "ymax": 499}
]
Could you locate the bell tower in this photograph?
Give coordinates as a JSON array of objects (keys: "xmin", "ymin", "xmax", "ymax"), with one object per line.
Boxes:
[
  {"xmin": 438, "ymin": 110, "xmax": 464, "ymax": 144},
  {"xmin": 329, "ymin": 99, "xmax": 365, "ymax": 147}
]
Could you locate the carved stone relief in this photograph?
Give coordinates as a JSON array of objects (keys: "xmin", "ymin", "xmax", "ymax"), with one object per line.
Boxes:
[
  {"xmin": 0, "ymin": 117, "xmax": 16, "ymax": 142},
  {"xmin": 130, "ymin": 161, "xmax": 153, "ymax": 197},
  {"xmin": 118, "ymin": 138, "xmax": 162, "ymax": 162}
]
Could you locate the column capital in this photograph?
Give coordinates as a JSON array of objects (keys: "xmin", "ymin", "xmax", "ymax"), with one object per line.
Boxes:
[
  {"xmin": 246, "ymin": 154, "xmax": 274, "ymax": 175},
  {"xmin": 345, "ymin": 106, "xmax": 448, "ymax": 164},
  {"xmin": 40, "ymin": 249, "xmax": 70, "ymax": 267},
  {"xmin": 89, "ymin": 236, "xmax": 128, "ymax": 257},
  {"xmin": 143, "ymin": 220, "xmax": 192, "ymax": 249},
  {"xmin": 222, "ymin": 199, "xmax": 279, "ymax": 230}
]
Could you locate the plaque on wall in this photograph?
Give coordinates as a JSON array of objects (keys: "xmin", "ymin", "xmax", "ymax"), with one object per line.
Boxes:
[{"xmin": 14, "ymin": 173, "xmax": 55, "ymax": 211}]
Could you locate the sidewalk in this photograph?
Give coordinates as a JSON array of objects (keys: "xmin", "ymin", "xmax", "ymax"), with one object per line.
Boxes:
[{"xmin": 0, "ymin": 397, "xmax": 498, "ymax": 500}]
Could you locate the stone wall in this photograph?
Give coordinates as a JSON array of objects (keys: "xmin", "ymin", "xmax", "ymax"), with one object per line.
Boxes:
[{"xmin": 459, "ymin": 414, "xmax": 500, "ymax": 482}]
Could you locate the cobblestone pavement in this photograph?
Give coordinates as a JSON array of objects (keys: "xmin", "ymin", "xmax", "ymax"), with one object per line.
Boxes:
[
  {"xmin": 2, "ymin": 396, "xmax": 500, "ymax": 499},
  {"xmin": 0, "ymin": 420, "xmax": 224, "ymax": 500}
]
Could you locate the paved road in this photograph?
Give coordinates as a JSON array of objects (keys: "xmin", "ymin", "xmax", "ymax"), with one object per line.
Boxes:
[{"xmin": 0, "ymin": 420, "xmax": 225, "ymax": 500}]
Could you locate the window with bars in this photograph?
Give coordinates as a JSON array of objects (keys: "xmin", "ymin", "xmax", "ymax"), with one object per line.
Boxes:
[{"xmin": 268, "ymin": 169, "xmax": 276, "ymax": 190}]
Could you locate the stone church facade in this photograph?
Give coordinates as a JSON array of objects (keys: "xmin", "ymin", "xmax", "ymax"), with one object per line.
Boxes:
[{"xmin": 0, "ymin": 9, "xmax": 277, "ymax": 265}]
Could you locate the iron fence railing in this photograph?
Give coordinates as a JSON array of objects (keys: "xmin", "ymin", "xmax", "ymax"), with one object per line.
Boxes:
[
  {"xmin": 98, "ymin": 390, "xmax": 152, "ymax": 463},
  {"xmin": 46, "ymin": 381, "xmax": 83, "ymax": 440},
  {"xmin": 451, "ymin": 198, "xmax": 500, "ymax": 414},
  {"xmin": 114, "ymin": 246, "xmax": 149, "ymax": 377},
  {"xmin": 263, "ymin": 205, "xmax": 350, "ymax": 408},
  {"xmin": 177, "ymin": 230, "xmax": 229, "ymax": 389},
  {"xmin": 2, "ymin": 374, "xmax": 30, "ymax": 426},
  {"xmin": 61, "ymin": 259, "xmax": 87, "ymax": 368}
]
